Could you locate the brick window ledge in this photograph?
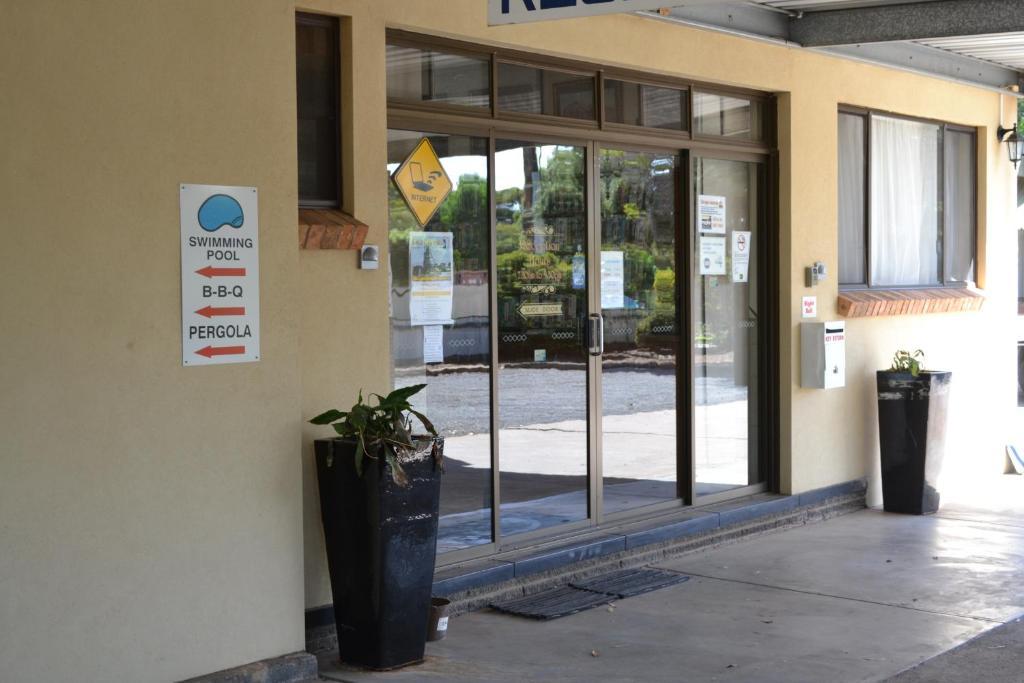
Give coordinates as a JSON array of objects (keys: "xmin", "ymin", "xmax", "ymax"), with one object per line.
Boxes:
[
  {"xmin": 837, "ymin": 288, "xmax": 984, "ymax": 318},
  {"xmin": 298, "ymin": 208, "xmax": 368, "ymax": 250}
]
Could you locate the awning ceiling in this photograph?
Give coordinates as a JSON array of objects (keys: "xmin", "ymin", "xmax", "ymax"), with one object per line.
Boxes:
[{"xmin": 654, "ymin": 0, "xmax": 1024, "ymax": 91}]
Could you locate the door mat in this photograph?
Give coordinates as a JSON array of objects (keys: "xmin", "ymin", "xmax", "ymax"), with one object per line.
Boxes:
[
  {"xmin": 491, "ymin": 568, "xmax": 691, "ymax": 620},
  {"xmin": 571, "ymin": 567, "xmax": 690, "ymax": 598},
  {"xmin": 491, "ymin": 585, "xmax": 615, "ymax": 620}
]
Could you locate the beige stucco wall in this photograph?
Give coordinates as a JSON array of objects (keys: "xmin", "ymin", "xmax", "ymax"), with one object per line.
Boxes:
[
  {"xmin": 1, "ymin": 1, "xmax": 1019, "ymax": 681},
  {"xmin": 0, "ymin": 2, "xmax": 306, "ymax": 681}
]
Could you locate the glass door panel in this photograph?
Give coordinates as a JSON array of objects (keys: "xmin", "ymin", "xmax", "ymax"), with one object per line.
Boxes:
[
  {"xmin": 692, "ymin": 156, "xmax": 762, "ymax": 496},
  {"xmin": 598, "ymin": 148, "xmax": 680, "ymax": 514},
  {"xmin": 495, "ymin": 140, "xmax": 590, "ymax": 537},
  {"xmin": 386, "ymin": 130, "xmax": 493, "ymax": 554}
]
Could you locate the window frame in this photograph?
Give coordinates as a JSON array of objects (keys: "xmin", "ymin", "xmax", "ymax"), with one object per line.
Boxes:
[
  {"xmin": 691, "ymin": 87, "xmax": 766, "ymax": 144},
  {"xmin": 838, "ymin": 105, "xmax": 978, "ymax": 291},
  {"xmin": 385, "ymin": 37, "xmax": 495, "ymax": 117},
  {"xmin": 601, "ymin": 75, "xmax": 690, "ymax": 135},
  {"xmin": 385, "ymin": 29, "xmax": 772, "ymax": 148},
  {"xmin": 296, "ymin": 11, "xmax": 342, "ymax": 209},
  {"xmin": 494, "ymin": 58, "xmax": 600, "ymax": 127},
  {"xmin": 383, "ymin": 32, "xmax": 780, "ymax": 567}
]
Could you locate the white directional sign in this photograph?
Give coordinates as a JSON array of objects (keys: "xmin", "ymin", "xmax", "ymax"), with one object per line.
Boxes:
[
  {"xmin": 179, "ymin": 184, "xmax": 260, "ymax": 366},
  {"xmin": 489, "ymin": 0, "xmax": 684, "ymax": 26}
]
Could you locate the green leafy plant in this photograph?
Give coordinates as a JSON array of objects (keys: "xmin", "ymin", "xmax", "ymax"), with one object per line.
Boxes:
[
  {"xmin": 890, "ymin": 349, "xmax": 925, "ymax": 377},
  {"xmin": 309, "ymin": 384, "xmax": 439, "ymax": 487}
]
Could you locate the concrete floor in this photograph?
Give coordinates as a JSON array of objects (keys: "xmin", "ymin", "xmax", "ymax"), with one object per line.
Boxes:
[
  {"xmin": 437, "ymin": 405, "xmax": 753, "ymax": 551},
  {"xmin": 321, "ymin": 474, "xmax": 1024, "ymax": 683},
  {"xmin": 890, "ymin": 616, "xmax": 1024, "ymax": 682}
]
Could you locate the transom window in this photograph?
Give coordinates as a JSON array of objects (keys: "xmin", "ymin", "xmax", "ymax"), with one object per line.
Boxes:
[
  {"xmin": 385, "ymin": 31, "xmax": 766, "ymax": 142},
  {"xmin": 604, "ymin": 78, "xmax": 687, "ymax": 131},
  {"xmin": 838, "ymin": 108, "xmax": 976, "ymax": 288}
]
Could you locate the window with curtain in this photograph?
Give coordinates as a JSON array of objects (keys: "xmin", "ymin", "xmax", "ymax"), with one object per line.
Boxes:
[{"xmin": 838, "ymin": 110, "xmax": 976, "ymax": 288}]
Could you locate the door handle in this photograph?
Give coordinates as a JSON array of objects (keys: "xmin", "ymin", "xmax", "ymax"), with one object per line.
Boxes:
[{"xmin": 587, "ymin": 314, "xmax": 604, "ymax": 356}]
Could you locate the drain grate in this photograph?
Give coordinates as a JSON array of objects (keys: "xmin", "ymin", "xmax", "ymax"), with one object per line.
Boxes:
[
  {"xmin": 491, "ymin": 586, "xmax": 613, "ymax": 620},
  {"xmin": 571, "ymin": 568, "xmax": 690, "ymax": 598},
  {"xmin": 491, "ymin": 568, "xmax": 691, "ymax": 620}
]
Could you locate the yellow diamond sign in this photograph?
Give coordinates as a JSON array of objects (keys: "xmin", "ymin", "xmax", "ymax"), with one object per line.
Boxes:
[{"xmin": 392, "ymin": 137, "xmax": 452, "ymax": 227}]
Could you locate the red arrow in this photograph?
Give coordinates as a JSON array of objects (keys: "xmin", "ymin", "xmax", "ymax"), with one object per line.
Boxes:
[
  {"xmin": 195, "ymin": 306, "xmax": 246, "ymax": 318},
  {"xmin": 195, "ymin": 345, "xmax": 246, "ymax": 358},
  {"xmin": 196, "ymin": 266, "xmax": 246, "ymax": 278}
]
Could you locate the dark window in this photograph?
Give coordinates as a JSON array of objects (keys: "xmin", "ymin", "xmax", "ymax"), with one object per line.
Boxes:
[
  {"xmin": 386, "ymin": 44, "xmax": 490, "ymax": 108},
  {"xmin": 604, "ymin": 79, "xmax": 687, "ymax": 131},
  {"xmin": 497, "ymin": 62, "xmax": 595, "ymax": 120},
  {"xmin": 296, "ymin": 13, "xmax": 340, "ymax": 207},
  {"xmin": 838, "ymin": 109, "xmax": 976, "ymax": 288}
]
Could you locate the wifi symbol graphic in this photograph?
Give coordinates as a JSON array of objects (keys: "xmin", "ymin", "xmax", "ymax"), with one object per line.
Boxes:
[{"xmin": 409, "ymin": 162, "xmax": 445, "ymax": 191}]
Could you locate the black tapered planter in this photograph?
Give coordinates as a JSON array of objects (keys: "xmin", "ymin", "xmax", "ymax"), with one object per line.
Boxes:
[
  {"xmin": 315, "ymin": 437, "xmax": 443, "ymax": 670},
  {"xmin": 876, "ymin": 371, "xmax": 951, "ymax": 515}
]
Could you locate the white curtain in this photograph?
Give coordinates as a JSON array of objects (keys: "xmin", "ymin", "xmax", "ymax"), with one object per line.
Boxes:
[
  {"xmin": 870, "ymin": 115, "xmax": 940, "ymax": 286},
  {"xmin": 838, "ymin": 113, "xmax": 866, "ymax": 284}
]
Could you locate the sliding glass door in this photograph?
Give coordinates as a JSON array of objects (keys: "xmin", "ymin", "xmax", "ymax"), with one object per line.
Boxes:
[
  {"xmin": 494, "ymin": 140, "xmax": 591, "ymax": 539},
  {"xmin": 692, "ymin": 155, "xmax": 765, "ymax": 497},
  {"xmin": 386, "ymin": 130, "xmax": 494, "ymax": 554},
  {"xmin": 598, "ymin": 148, "xmax": 681, "ymax": 515},
  {"xmin": 386, "ymin": 131, "xmax": 769, "ymax": 559}
]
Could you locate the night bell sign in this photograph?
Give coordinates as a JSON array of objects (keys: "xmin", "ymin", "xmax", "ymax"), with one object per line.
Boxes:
[
  {"xmin": 489, "ymin": 0, "xmax": 684, "ymax": 25},
  {"xmin": 179, "ymin": 184, "xmax": 260, "ymax": 366}
]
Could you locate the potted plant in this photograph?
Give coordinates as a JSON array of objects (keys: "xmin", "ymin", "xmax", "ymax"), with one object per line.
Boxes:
[
  {"xmin": 309, "ymin": 384, "xmax": 443, "ymax": 670},
  {"xmin": 877, "ymin": 350, "xmax": 951, "ymax": 515}
]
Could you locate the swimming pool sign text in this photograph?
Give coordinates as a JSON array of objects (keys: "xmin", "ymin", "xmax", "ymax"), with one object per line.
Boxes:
[{"xmin": 180, "ymin": 184, "xmax": 260, "ymax": 366}]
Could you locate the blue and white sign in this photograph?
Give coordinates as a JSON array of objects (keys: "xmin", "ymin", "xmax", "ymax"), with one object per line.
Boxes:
[
  {"xmin": 489, "ymin": 0, "xmax": 683, "ymax": 26},
  {"xmin": 179, "ymin": 184, "xmax": 260, "ymax": 366}
]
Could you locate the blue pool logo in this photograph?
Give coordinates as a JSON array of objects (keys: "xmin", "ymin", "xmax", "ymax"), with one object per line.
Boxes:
[{"xmin": 197, "ymin": 194, "xmax": 244, "ymax": 232}]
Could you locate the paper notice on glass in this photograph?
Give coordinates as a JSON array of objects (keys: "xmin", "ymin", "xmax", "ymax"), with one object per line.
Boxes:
[
  {"xmin": 698, "ymin": 194, "xmax": 727, "ymax": 234},
  {"xmin": 422, "ymin": 325, "xmax": 444, "ymax": 364},
  {"xmin": 699, "ymin": 235, "xmax": 726, "ymax": 275},
  {"xmin": 572, "ymin": 252, "xmax": 585, "ymax": 290},
  {"xmin": 731, "ymin": 231, "xmax": 752, "ymax": 283},
  {"xmin": 600, "ymin": 251, "xmax": 625, "ymax": 309},
  {"xmin": 409, "ymin": 231, "xmax": 454, "ymax": 326}
]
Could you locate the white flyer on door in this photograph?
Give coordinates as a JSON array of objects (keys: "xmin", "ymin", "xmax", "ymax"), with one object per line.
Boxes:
[
  {"xmin": 699, "ymin": 235, "xmax": 726, "ymax": 275},
  {"xmin": 422, "ymin": 325, "xmax": 444, "ymax": 364},
  {"xmin": 731, "ymin": 231, "xmax": 752, "ymax": 283},
  {"xmin": 698, "ymin": 194, "xmax": 726, "ymax": 234},
  {"xmin": 600, "ymin": 251, "xmax": 625, "ymax": 309},
  {"xmin": 409, "ymin": 231, "xmax": 454, "ymax": 326}
]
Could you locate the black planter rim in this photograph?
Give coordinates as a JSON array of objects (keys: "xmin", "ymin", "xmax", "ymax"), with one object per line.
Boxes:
[
  {"xmin": 876, "ymin": 370, "xmax": 951, "ymax": 379},
  {"xmin": 315, "ymin": 435, "xmax": 444, "ymax": 467}
]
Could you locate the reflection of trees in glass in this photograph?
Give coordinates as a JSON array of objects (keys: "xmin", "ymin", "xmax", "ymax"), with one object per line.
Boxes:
[
  {"xmin": 441, "ymin": 174, "xmax": 487, "ymax": 273},
  {"xmin": 389, "ymin": 171, "xmax": 488, "ymax": 285},
  {"xmin": 599, "ymin": 149, "xmax": 677, "ymax": 340},
  {"xmin": 638, "ymin": 267, "xmax": 675, "ymax": 335},
  {"xmin": 496, "ymin": 145, "xmax": 586, "ymax": 341},
  {"xmin": 388, "ymin": 136, "xmax": 491, "ymax": 374}
]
